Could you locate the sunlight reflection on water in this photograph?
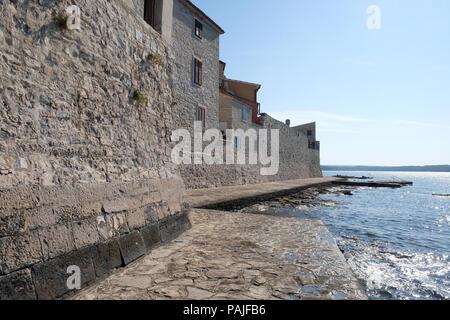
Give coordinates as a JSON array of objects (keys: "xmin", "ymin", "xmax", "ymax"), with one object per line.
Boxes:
[{"xmin": 286, "ymin": 171, "xmax": 450, "ymax": 300}]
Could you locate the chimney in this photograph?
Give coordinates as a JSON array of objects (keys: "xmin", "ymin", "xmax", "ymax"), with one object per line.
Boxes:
[{"xmin": 285, "ymin": 119, "xmax": 291, "ymax": 127}]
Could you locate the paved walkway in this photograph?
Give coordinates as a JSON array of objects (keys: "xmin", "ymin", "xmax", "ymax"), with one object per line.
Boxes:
[
  {"xmin": 72, "ymin": 209, "xmax": 367, "ymax": 300},
  {"xmin": 185, "ymin": 177, "xmax": 339, "ymax": 208}
]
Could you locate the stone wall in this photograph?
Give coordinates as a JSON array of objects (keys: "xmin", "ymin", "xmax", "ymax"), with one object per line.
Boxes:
[
  {"xmin": 259, "ymin": 114, "xmax": 323, "ymax": 181},
  {"xmin": 179, "ymin": 113, "xmax": 322, "ymax": 190},
  {"xmin": 294, "ymin": 122, "xmax": 317, "ymax": 145},
  {"xmin": 0, "ymin": 0, "xmax": 190, "ymax": 300}
]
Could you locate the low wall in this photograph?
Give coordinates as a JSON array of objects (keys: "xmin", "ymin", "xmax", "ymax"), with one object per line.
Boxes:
[{"xmin": 0, "ymin": 0, "xmax": 189, "ymax": 299}]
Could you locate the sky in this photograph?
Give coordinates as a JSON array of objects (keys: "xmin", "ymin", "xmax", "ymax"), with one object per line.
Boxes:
[{"xmin": 192, "ymin": 0, "xmax": 450, "ymax": 166}]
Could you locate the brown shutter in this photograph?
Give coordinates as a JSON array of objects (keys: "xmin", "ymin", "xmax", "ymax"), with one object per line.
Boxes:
[
  {"xmin": 194, "ymin": 59, "xmax": 198, "ymax": 84},
  {"xmin": 198, "ymin": 60, "xmax": 203, "ymax": 85},
  {"xmin": 144, "ymin": 0, "xmax": 155, "ymax": 27},
  {"xmin": 194, "ymin": 58, "xmax": 202, "ymax": 85}
]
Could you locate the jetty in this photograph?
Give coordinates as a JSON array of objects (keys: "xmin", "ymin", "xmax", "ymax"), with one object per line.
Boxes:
[
  {"xmin": 333, "ymin": 175, "xmax": 373, "ymax": 180},
  {"xmin": 332, "ymin": 180, "xmax": 403, "ymax": 188}
]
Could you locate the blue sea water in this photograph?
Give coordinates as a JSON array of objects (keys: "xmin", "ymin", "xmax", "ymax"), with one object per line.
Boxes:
[{"xmin": 280, "ymin": 171, "xmax": 449, "ymax": 300}]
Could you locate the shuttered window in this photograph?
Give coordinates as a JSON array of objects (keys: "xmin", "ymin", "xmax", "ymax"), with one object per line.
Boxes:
[
  {"xmin": 195, "ymin": 19, "xmax": 203, "ymax": 39},
  {"xmin": 144, "ymin": 0, "xmax": 155, "ymax": 27},
  {"xmin": 194, "ymin": 57, "xmax": 202, "ymax": 86}
]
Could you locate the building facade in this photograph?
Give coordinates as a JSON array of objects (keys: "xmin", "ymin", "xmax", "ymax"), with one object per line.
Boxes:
[{"xmin": 171, "ymin": 0, "xmax": 224, "ymax": 133}]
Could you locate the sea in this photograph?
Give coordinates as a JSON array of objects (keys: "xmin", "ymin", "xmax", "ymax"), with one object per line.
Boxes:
[{"xmin": 273, "ymin": 171, "xmax": 449, "ymax": 300}]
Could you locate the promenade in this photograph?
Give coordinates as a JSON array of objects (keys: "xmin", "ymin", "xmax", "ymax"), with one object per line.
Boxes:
[{"xmin": 72, "ymin": 178, "xmax": 367, "ymax": 300}]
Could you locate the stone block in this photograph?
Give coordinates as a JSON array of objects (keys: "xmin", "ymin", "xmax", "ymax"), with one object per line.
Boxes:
[
  {"xmin": 96, "ymin": 215, "xmax": 113, "ymax": 241},
  {"xmin": 141, "ymin": 223, "xmax": 161, "ymax": 250},
  {"xmin": 159, "ymin": 211, "xmax": 191, "ymax": 243},
  {"xmin": 143, "ymin": 203, "xmax": 159, "ymax": 224},
  {"xmin": 52, "ymin": 206, "xmax": 77, "ymax": 223},
  {"xmin": 0, "ymin": 209, "xmax": 26, "ymax": 237},
  {"xmin": 93, "ymin": 240, "xmax": 123, "ymax": 278},
  {"xmin": 39, "ymin": 224, "xmax": 75, "ymax": 260},
  {"xmin": 23, "ymin": 206, "xmax": 58, "ymax": 231},
  {"xmin": 72, "ymin": 218, "xmax": 100, "ymax": 249},
  {"xmin": 56, "ymin": 202, "xmax": 102, "ymax": 222},
  {"xmin": 110, "ymin": 213, "xmax": 130, "ymax": 235},
  {"xmin": 0, "ymin": 269, "xmax": 36, "ymax": 300},
  {"xmin": 157, "ymin": 202, "xmax": 171, "ymax": 221},
  {"xmin": 96, "ymin": 213, "xmax": 129, "ymax": 241},
  {"xmin": 102, "ymin": 199, "xmax": 129, "ymax": 214},
  {"xmin": 168, "ymin": 200, "xmax": 182, "ymax": 215},
  {"xmin": 118, "ymin": 231, "xmax": 146, "ymax": 265},
  {"xmin": 32, "ymin": 247, "xmax": 97, "ymax": 300},
  {"xmin": 38, "ymin": 185, "xmax": 77, "ymax": 208},
  {"xmin": 126, "ymin": 208, "xmax": 146, "ymax": 230},
  {"xmin": 0, "ymin": 185, "xmax": 39, "ymax": 210},
  {"xmin": 0, "ymin": 230, "xmax": 43, "ymax": 274}
]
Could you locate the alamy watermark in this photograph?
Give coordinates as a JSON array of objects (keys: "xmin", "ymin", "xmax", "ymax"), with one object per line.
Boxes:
[
  {"xmin": 367, "ymin": 5, "xmax": 381, "ymax": 30},
  {"xmin": 171, "ymin": 122, "xmax": 280, "ymax": 176},
  {"xmin": 66, "ymin": 265, "xmax": 81, "ymax": 290}
]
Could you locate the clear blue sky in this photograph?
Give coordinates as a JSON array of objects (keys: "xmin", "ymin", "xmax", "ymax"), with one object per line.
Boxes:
[{"xmin": 192, "ymin": 0, "xmax": 450, "ymax": 166}]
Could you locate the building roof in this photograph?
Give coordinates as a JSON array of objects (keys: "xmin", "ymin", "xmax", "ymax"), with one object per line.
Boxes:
[
  {"xmin": 180, "ymin": 0, "xmax": 225, "ymax": 35},
  {"xmin": 223, "ymin": 78, "xmax": 261, "ymax": 90},
  {"xmin": 220, "ymin": 89, "xmax": 258, "ymax": 108}
]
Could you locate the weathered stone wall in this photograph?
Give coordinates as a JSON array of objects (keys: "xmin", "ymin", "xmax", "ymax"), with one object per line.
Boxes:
[
  {"xmin": 179, "ymin": 113, "xmax": 322, "ymax": 190},
  {"xmin": 171, "ymin": 0, "xmax": 221, "ymax": 133},
  {"xmin": 0, "ymin": 0, "xmax": 190, "ymax": 300},
  {"xmin": 294, "ymin": 122, "xmax": 317, "ymax": 144},
  {"xmin": 259, "ymin": 114, "xmax": 323, "ymax": 181}
]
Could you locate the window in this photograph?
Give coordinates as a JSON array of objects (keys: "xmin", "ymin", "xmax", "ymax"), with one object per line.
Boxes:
[
  {"xmin": 196, "ymin": 106, "xmax": 206, "ymax": 130},
  {"xmin": 144, "ymin": 0, "xmax": 155, "ymax": 27},
  {"xmin": 193, "ymin": 57, "xmax": 203, "ymax": 86},
  {"xmin": 195, "ymin": 19, "xmax": 203, "ymax": 39},
  {"xmin": 242, "ymin": 107, "xmax": 248, "ymax": 121},
  {"xmin": 307, "ymin": 130, "xmax": 312, "ymax": 136}
]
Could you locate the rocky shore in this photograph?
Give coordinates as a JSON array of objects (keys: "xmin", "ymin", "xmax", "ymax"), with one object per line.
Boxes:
[{"xmin": 230, "ymin": 186, "xmax": 356, "ymax": 213}]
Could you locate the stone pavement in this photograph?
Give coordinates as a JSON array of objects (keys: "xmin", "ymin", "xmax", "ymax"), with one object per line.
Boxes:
[
  {"xmin": 71, "ymin": 209, "xmax": 367, "ymax": 300},
  {"xmin": 185, "ymin": 177, "xmax": 339, "ymax": 208}
]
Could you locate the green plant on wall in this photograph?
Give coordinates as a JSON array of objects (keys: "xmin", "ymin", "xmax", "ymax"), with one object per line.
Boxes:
[
  {"xmin": 133, "ymin": 89, "xmax": 149, "ymax": 107},
  {"xmin": 53, "ymin": 11, "xmax": 68, "ymax": 29},
  {"xmin": 170, "ymin": 92, "xmax": 178, "ymax": 107},
  {"xmin": 148, "ymin": 53, "xmax": 164, "ymax": 66}
]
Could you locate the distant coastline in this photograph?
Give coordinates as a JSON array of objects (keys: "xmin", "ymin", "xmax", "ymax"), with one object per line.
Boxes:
[{"xmin": 321, "ymin": 165, "xmax": 450, "ymax": 173}]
